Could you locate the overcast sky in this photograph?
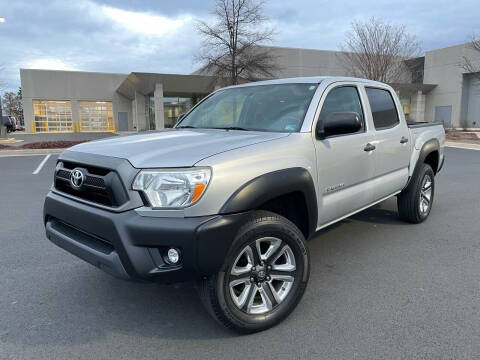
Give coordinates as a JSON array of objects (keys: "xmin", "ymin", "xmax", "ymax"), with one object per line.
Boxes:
[{"xmin": 0, "ymin": 0, "xmax": 478, "ymax": 92}]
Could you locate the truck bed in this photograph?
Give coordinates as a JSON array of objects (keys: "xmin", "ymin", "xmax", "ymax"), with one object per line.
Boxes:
[{"xmin": 407, "ymin": 121, "xmax": 442, "ymax": 128}]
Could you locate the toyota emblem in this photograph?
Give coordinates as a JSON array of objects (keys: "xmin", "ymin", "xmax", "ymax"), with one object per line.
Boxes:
[{"xmin": 70, "ymin": 168, "xmax": 85, "ymax": 189}]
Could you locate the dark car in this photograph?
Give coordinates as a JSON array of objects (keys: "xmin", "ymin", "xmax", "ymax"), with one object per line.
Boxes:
[{"xmin": 1, "ymin": 115, "xmax": 23, "ymax": 133}]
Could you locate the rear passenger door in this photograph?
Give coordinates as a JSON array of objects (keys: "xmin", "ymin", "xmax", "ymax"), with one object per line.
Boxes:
[
  {"xmin": 364, "ymin": 87, "xmax": 410, "ymax": 201},
  {"xmin": 314, "ymin": 83, "xmax": 377, "ymax": 225}
]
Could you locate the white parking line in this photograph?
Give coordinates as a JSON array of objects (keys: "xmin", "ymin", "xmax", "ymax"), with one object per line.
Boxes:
[{"xmin": 32, "ymin": 154, "xmax": 51, "ymax": 175}]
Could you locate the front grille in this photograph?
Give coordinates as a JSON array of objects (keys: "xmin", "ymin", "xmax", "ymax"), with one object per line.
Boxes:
[
  {"xmin": 54, "ymin": 161, "xmax": 128, "ymax": 207},
  {"xmin": 85, "ymin": 175, "xmax": 105, "ymax": 188}
]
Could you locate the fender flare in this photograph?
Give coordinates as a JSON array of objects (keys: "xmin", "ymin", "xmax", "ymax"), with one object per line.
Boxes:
[
  {"xmin": 219, "ymin": 167, "xmax": 318, "ymax": 237},
  {"xmin": 406, "ymin": 138, "xmax": 440, "ymax": 188}
]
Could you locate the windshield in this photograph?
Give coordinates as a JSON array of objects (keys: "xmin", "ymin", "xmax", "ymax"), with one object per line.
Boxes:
[{"xmin": 177, "ymin": 83, "xmax": 318, "ymax": 132}]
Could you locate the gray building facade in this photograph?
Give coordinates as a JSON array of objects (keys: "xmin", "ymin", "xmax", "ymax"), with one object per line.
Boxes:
[{"xmin": 20, "ymin": 43, "xmax": 480, "ymax": 134}]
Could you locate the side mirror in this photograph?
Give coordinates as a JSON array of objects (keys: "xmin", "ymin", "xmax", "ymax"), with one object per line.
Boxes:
[{"xmin": 316, "ymin": 112, "xmax": 362, "ymax": 139}]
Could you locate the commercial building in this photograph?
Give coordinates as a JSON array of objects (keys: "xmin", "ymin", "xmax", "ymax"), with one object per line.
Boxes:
[{"xmin": 20, "ymin": 42, "xmax": 480, "ymax": 134}]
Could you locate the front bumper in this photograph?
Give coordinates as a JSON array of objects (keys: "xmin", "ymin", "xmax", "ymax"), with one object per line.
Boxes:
[{"xmin": 44, "ymin": 191, "xmax": 248, "ymax": 283}]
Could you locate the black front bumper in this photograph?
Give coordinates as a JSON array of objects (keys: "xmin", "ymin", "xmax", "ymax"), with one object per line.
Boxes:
[{"xmin": 44, "ymin": 191, "xmax": 248, "ymax": 283}]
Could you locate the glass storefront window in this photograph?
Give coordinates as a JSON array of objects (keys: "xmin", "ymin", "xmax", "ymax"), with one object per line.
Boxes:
[
  {"xmin": 147, "ymin": 96, "xmax": 155, "ymax": 130},
  {"xmin": 78, "ymin": 101, "xmax": 114, "ymax": 132},
  {"xmin": 33, "ymin": 100, "xmax": 73, "ymax": 132},
  {"xmin": 145, "ymin": 95, "xmax": 205, "ymax": 129},
  {"xmin": 163, "ymin": 97, "xmax": 195, "ymax": 128}
]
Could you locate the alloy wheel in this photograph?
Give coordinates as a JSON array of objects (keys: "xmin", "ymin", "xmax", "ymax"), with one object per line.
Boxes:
[
  {"xmin": 419, "ymin": 174, "xmax": 433, "ymax": 215},
  {"xmin": 228, "ymin": 237, "xmax": 296, "ymax": 315}
]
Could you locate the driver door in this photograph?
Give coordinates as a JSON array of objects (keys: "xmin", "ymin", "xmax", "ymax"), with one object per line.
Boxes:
[{"xmin": 314, "ymin": 83, "xmax": 377, "ymax": 226}]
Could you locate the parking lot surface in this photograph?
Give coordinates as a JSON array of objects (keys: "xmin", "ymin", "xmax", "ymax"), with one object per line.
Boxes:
[{"xmin": 1, "ymin": 147, "xmax": 479, "ymax": 359}]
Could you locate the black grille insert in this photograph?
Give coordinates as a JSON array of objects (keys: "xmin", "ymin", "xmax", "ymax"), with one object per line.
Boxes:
[
  {"xmin": 50, "ymin": 218, "xmax": 114, "ymax": 254},
  {"xmin": 54, "ymin": 162, "xmax": 128, "ymax": 207}
]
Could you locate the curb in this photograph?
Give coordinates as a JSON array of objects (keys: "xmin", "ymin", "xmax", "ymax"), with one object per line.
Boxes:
[{"xmin": 0, "ymin": 148, "xmax": 65, "ymax": 157}]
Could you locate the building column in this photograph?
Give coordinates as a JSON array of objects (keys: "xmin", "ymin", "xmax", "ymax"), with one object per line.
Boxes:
[
  {"xmin": 71, "ymin": 100, "xmax": 79, "ymax": 132},
  {"xmin": 154, "ymin": 83, "xmax": 165, "ymax": 130},
  {"xmin": 410, "ymin": 90, "xmax": 426, "ymax": 122},
  {"xmin": 415, "ymin": 91, "xmax": 426, "ymax": 122},
  {"xmin": 23, "ymin": 98, "xmax": 34, "ymax": 133},
  {"xmin": 133, "ymin": 91, "xmax": 147, "ymax": 132}
]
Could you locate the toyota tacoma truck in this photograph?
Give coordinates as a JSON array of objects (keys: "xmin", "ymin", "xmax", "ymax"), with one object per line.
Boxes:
[{"xmin": 44, "ymin": 77, "xmax": 445, "ymax": 333}]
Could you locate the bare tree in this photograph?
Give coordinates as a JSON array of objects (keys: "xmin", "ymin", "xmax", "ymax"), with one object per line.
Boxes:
[
  {"xmin": 196, "ymin": 0, "xmax": 278, "ymax": 85},
  {"xmin": 1, "ymin": 87, "xmax": 23, "ymax": 121},
  {"xmin": 460, "ymin": 35, "xmax": 480, "ymax": 79},
  {"xmin": 339, "ymin": 17, "xmax": 421, "ymax": 83}
]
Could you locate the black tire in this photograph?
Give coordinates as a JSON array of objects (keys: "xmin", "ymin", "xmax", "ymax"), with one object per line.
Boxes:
[
  {"xmin": 197, "ymin": 210, "xmax": 310, "ymax": 333},
  {"xmin": 397, "ymin": 163, "xmax": 435, "ymax": 223}
]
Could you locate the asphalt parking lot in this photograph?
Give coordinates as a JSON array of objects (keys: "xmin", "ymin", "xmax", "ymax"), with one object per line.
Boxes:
[{"xmin": 1, "ymin": 147, "xmax": 479, "ymax": 359}]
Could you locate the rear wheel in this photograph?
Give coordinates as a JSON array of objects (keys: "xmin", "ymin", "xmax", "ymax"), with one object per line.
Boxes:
[
  {"xmin": 198, "ymin": 211, "xmax": 310, "ymax": 333},
  {"xmin": 397, "ymin": 163, "xmax": 435, "ymax": 223}
]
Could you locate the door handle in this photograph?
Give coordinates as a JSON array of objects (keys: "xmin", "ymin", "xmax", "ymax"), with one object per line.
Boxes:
[
  {"xmin": 364, "ymin": 143, "xmax": 376, "ymax": 152},
  {"xmin": 400, "ymin": 137, "xmax": 409, "ymax": 144}
]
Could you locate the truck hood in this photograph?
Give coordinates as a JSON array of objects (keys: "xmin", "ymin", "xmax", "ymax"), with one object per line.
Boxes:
[{"xmin": 69, "ymin": 128, "xmax": 289, "ymax": 168}]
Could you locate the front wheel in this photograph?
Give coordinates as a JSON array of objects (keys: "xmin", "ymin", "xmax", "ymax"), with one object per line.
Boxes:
[
  {"xmin": 198, "ymin": 211, "xmax": 310, "ymax": 333},
  {"xmin": 397, "ymin": 163, "xmax": 435, "ymax": 223}
]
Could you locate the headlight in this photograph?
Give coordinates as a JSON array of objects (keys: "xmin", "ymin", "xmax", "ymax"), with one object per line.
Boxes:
[{"xmin": 132, "ymin": 168, "xmax": 211, "ymax": 208}]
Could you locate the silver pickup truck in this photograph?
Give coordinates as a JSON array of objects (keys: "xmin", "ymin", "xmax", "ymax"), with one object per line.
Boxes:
[{"xmin": 44, "ymin": 76, "xmax": 445, "ymax": 333}]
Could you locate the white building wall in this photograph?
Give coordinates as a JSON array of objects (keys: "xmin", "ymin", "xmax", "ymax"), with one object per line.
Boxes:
[
  {"xmin": 424, "ymin": 43, "xmax": 480, "ymax": 128},
  {"xmin": 20, "ymin": 69, "xmax": 130, "ymax": 132}
]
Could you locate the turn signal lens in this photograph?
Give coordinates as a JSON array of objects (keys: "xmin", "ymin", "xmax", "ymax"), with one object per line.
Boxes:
[{"xmin": 192, "ymin": 184, "xmax": 206, "ymax": 203}]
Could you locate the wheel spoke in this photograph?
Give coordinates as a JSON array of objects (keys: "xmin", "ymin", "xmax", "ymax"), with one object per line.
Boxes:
[
  {"xmin": 424, "ymin": 189, "xmax": 432, "ymax": 201},
  {"xmin": 423, "ymin": 178, "xmax": 432, "ymax": 191},
  {"xmin": 270, "ymin": 273, "xmax": 294, "ymax": 282},
  {"xmin": 229, "ymin": 278, "xmax": 252, "ymax": 309},
  {"xmin": 231, "ymin": 245, "xmax": 254, "ymax": 276},
  {"xmin": 256, "ymin": 237, "xmax": 282, "ymax": 262},
  {"xmin": 257, "ymin": 285, "xmax": 273, "ymax": 312},
  {"xmin": 267, "ymin": 281, "xmax": 282, "ymax": 304},
  {"xmin": 245, "ymin": 286, "xmax": 259, "ymax": 312},
  {"xmin": 421, "ymin": 192, "xmax": 430, "ymax": 203},
  {"xmin": 249, "ymin": 243, "xmax": 262, "ymax": 266},
  {"xmin": 261, "ymin": 282, "xmax": 277, "ymax": 307},
  {"xmin": 267, "ymin": 275, "xmax": 294, "ymax": 304},
  {"xmin": 271, "ymin": 245, "xmax": 296, "ymax": 272}
]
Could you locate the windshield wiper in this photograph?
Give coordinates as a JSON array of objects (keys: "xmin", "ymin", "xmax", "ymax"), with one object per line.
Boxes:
[{"xmin": 211, "ymin": 126, "xmax": 249, "ymax": 131}]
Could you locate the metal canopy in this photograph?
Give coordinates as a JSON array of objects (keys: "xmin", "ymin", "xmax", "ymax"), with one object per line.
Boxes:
[
  {"xmin": 390, "ymin": 83, "xmax": 437, "ymax": 97},
  {"xmin": 116, "ymin": 72, "xmax": 218, "ymax": 99}
]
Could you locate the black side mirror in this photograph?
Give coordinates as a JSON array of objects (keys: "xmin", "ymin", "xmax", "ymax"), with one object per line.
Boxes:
[{"xmin": 316, "ymin": 112, "xmax": 362, "ymax": 139}]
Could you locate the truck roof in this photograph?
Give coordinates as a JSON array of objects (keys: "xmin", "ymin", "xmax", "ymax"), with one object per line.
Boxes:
[{"xmin": 227, "ymin": 76, "xmax": 388, "ymax": 89}]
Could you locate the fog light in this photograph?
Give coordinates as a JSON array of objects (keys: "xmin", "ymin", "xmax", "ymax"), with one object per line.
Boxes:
[{"xmin": 167, "ymin": 248, "xmax": 180, "ymax": 264}]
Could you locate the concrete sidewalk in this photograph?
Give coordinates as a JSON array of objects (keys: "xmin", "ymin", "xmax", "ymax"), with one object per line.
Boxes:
[{"xmin": 445, "ymin": 141, "xmax": 480, "ymax": 151}]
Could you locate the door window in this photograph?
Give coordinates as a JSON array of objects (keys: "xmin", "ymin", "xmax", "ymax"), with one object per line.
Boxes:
[
  {"xmin": 319, "ymin": 86, "xmax": 365, "ymax": 134},
  {"xmin": 365, "ymin": 88, "xmax": 399, "ymax": 130}
]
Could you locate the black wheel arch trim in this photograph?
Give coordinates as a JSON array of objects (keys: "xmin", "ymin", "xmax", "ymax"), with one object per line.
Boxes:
[
  {"xmin": 219, "ymin": 167, "xmax": 318, "ymax": 238},
  {"xmin": 406, "ymin": 138, "xmax": 441, "ymax": 188}
]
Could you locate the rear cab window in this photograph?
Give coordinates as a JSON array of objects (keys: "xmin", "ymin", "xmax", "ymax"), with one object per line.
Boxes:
[{"xmin": 365, "ymin": 88, "xmax": 399, "ymax": 130}]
